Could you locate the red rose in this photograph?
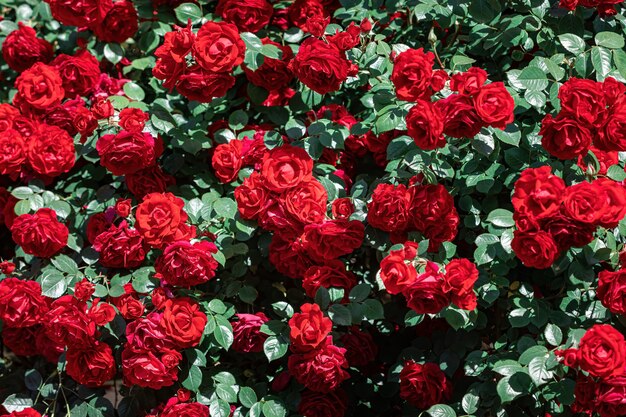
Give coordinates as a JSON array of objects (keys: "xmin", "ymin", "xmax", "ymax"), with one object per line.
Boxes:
[
  {"xmin": 2, "ymin": 23, "xmax": 53, "ymax": 72},
  {"xmin": 160, "ymin": 298, "xmax": 207, "ymax": 349},
  {"xmin": 399, "ymin": 361, "xmax": 452, "ymax": 409},
  {"xmin": 193, "ymin": 21, "xmax": 245, "ymax": 72},
  {"xmin": 96, "ymin": 131, "xmax": 161, "ymax": 176},
  {"xmin": 443, "ymin": 258, "xmax": 479, "ymax": 310},
  {"xmin": 403, "ymin": 262, "xmax": 449, "ymax": 314},
  {"xmin": 303, "ymin": 261, "xmax": 357, "ymax": 301},
  {"xmin": 578, "ymin": 324, "xmax": 626, "ymax": 379},
  {"xmin": 0, "ymin": 103, "xmax": 20, "ymax": 132},
  {"xmin": 436, "ymin": 93, "xmax": 483, "ymax": 138},
  {"xmin": 331, "ymin": 198, "xmax": 355, "ymax": 219},
  {"xmin": 0, "ymin": 278, "xmax": 48, "ymax": 328},
  {"xmin": 595, "ymin": 375, "xmax": 626, "ymax": 417},
  {"xmin": 66, "ymin": 341, "xmax": 116, "ymax": 387},
  {"xmin": 155, "ymin": 21, "xmax": 195, "ymax": 66},
  {"xmin": 155, "ymin": 240, "xmax": 219, "ymax": 287},
  {"xmin": 92, "ymin": 1, "xmax": 138, "ymax": 44},
  {"xmin": 367, "ymin": 183, "xmax": 411, "ymax": 232},
  {"xmin": 406, "ymin": 100, "xmax": 445, "ymax": 150},
  {"xmin": 340, "ymin": 328, "xmax": 377, "ymax": 367},
  {"xmin": 380, "ymin": 244, "xmax": 418, "ymax": 294},
  {"xmin": 0, "ymin": 129, "xmax": 26, "ymax": 176},
  {"xmin": 2, "ymin": 326, "xmax": 39, "ymax": 356},
  {"xmin": 44, "ymin": 295, "xmax": 96, "ymax": 348},
  {"xmin": 73, "ymin": 106, "xmax": 98, "ymax": 139},
  {"xmin": 161, "ymin": 401, "xmax": 210, "ymax": 417},
  {"xmin": 261, "ymin": 145, "xmax": 313, "ymax": 192},
  {"xmin": 125, "ymin": 165, "xmax": 176, "ymax": 199},
  {"xmin": 217, "ymin": 0, "xmax": 273, "ymax": 32},
  {"xmin": 14, "ymin": 63, "xmax": 64, "ymax": 109},
  {"xmin": 558, "ymin": 77, "xmax": 606, "ymax": 126},
  {"xmin": 511, "ymin": 230, "xmax": 559, "ymax": 269},
  {"xmin": 542, "ymin": 210, "xmax": 596, "ymax": 251},
  {"xmin": 235, "ymin": 172, "xmax": 269, "ymax": 219},
  {"xmin": 603, "ymin": 77, "xmax": 626, "ymax": 105},
  {"xmin": 302, "ymin": 219, "xmax": 365, "ymax": 262},
  {"xmin": 450, "ymin": 67, "xmax": 487, "ymax": 95},
  {"xmin": 231, "ymin": 312, "xmax": 269, "ymax": 353},
  {"xmin": 176, "ymin": 66, "xmax": 235, "ymax": 103},
  {"xmin": 598, "ymin": 268, "xmax": 626, "ymax": 315},
  {"xmin": 88, "ymin": 300, "xmax": 116, "ymax": 326},
  {"xmin": 563, "ymin": 181, "xmax": 607, "ymax": 224},
  {"xmin": 597, "ymin": 100, "xmax": 626, "ymax": 152},
  {"xmin": 288, "ymin": 0, "xmax": 327, "ymax": 32},
  {"xmin": 577, "ymin": 146, "xmax": 619, "ymax": 175},
  {"xmin": 27, "ymin": 124, "xmax": 76, "ymax": 178},
  {"xmin": 35, "ymin": 328, "xmax": 64, "ymax": 363},
  {"xmin": 85, "ymin": 212, "xmax": 112, "ymax": 244},
  {"xmin": 512, "ymin": 166, "xmax": 566, "ymax": 222},
  {"xmin": 423, "ymin": 210, "xmax": 459, "ymax": 251},
  {"xmin": 74, "ymin": 279, "xmax": 95, "ymax": 302},
  {"xmin": 298, "ymin": 390, "xmax": 348, "ymax": 417},
  {"xmin": 289, "ymin": 303, "xmax": 332, "ymax": 352},
  {"xmin": 408, "ymin": 183, "xmax": 456, "ymax": 232},
  {"xmin": 51, "ymin": 50, "xmax": 101, "ymax": 96},
  {"xmin": 288, "ymin": 339, "xmax": 350, "ymax": 392},
  {"xmin": 269, "ymin": 233, "xmax": 316, "ymax": 279},
  {"xmin": 391, "ymin": 48, "xmax": 435, "ymax": 101},
  {"xmin": 290, "ymin": 37, "xmax": 353, "ymax": 95},
  {"xmin": 595, "ymin": 178, "xmax": 626, "ymax": 228},
  {"xmin": 119, "ymin": 108, "xmax": 149, "ymax": 132},
  {"xmin": 114, "ymin": 199, "xmax": 132, "ymax": 218},
  {"xmin": 126, "ymin": 312, "xmax": 172, "ymax": 351},
  {"xmin": 539, "ymin": 114, "xmax": 591, "ymax": 160},
  {"xmin": 244, "ymin": 39, "xmax": 294, "ymax": 92},
  {"xmin": 91, "ymin": 97, "xmax": 114, "ymax": 119},
  {"xmin": 474, "ymin": 82, "xmax": 514, "ymax": 129},
  {"xmin": 11, "ymin": 209, "xmax": 68, "ymax": 258},
  {"xmin": 44, "ymin": 0, "xmax": 109, "ymax": 27},
  {"xmin": 1, "ymin": 409, "xmax": 42, "ymax": 417},
  {"xmin": 92, "ymin": 221, "xmax": 148, "ymax": 269},
  {"xmin": 212, "ymin": 140, "xmax": 244, "ymax": 183},
  {"xmin": 122, "ymin": 345, "xmax": 182, "ymax": 389},
  {"xmin": 282, "ymin": 179, "xmax": 328, "ymax": 225},
  {"xmin": 135, "ymin": 192, "xmax": 194, "ymax": 248}
]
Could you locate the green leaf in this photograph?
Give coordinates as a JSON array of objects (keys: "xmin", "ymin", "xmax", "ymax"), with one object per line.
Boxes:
[
  {"xmin": 2, "ymin": 394, "xmax": 33, "ymax": 413},
  {"xmin": 240, "ymin": 32, "xmax": 263, "ymax": 51},
  {"xmin": 607, "ymin": 165, "xmax": 626, "ymax": 182},
  {"xmin": 528, "ymin": 354, "xmax": 554, "ymax": 386},
  {"xmin": 517, "ymin": 66, "xmax": 549, "ymax": 91},
  {"xmin": 51, "ymin": 254, "xmax": 79, "ymax": 275},
  {"xmin": 595, "ymin": 31, "xmax": 625, "ymax": 49},
  {"xmin": 468, "ymin": 0, "xmax": 501, "ymax": 23},
  {"xmin": 104, "ymin": 44, "xmax": 124, "ymax": 64},
  {"xmin": 426, "ymin": 404, "xmax": 456, "ymax": 417},
  {"xmin": 461, "ymin": 393, "xmax": 479, "ymax": 414},
  {"xmin": 261, "ymin": 399, "xmax": 287, "ymax": 417},
  {"xmin": 239, "ymin": 387, "xmax": 257, "ymax": 408},
  {"xmin": 544, "ymin": 323, "xmax": 563, "ymax": 346},
  {"xmin": 40, "ymin": 269, "xmax": 67, "ymax": 298},
  {"xmin": 558, "ymin": 34, "xmax": 586, "ymax": 55},
  {"xmin": 497, "ymin": 372, "xmax": 532, "ymax": 403},
  {"xmin": 486, "ymin": 209, "xmax": 515, "ymax": 228},
  {"xmin": 11, "ymin": 187, "xmax": 33, "ymax": 199},
  {"xmin": 329, "ymin": 304, "xmax": 352, "ymax": 325},
  {"xmin": 591, "ymin": 46, "xmax": 612, "ymax": 79},
  {"xmin": 213, "ymin": 315, "xmax": 234, "ymax": 350},
  {"xmin": 175, "ymin": 3, "xmax": 203, "ymax": 24},
  {"xmin": 263, "ymin": 336, "xmax": 288, "ymax": 361},
  {"xmin": 123, "ymin": 82, "xmax": 145, "ymax": 101},
  {"xmin": 214, "ymin": 198, "xmax": 237, "ymax": 218},
  {"xmin": 209, "ymin": 399, "xmax": 231, "ymax": 417}
]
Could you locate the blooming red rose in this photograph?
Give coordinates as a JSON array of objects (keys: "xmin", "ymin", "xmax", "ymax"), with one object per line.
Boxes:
[
  {"xmin": 176, "ymin": 66, "xmax": 236, "ymax": 103},
  {"xmin": 0, "ymin": 278, "xmax": 48, "ymax": 328},
  {"xmin": 35, "ymin": 328, "xmax": 65, "ymax": 363},
  {"xmin": 298, "ymin": 390, "xmax": 348, "ymax": 417},
  {"xmin": 212, "ymin": 140, "xmax": 244, "ymax": 183},
  {"xmin": 403, "ymin": 262, "xmax": 449, "ymax": 314},
  {"xmin": 193, "ymin": 21, "xmax": 245, "ymax": 73},
  {"xmin": 367, "ymin": 183, "xmax": 411, "ymax": 232},
  {"xmin": 598, "ymin": 268, "xmax": 626, "ymax": 315},
  {"xmin": 235, "ymin": 172, "xmax": 270, "ymax": 219},
  {"xmin": 595, "ymin": 178, "xmax": 626, "ymax": 228},
  {"xmin": 542, "ymin": 210, "xmax": 596, "ymax": 251},
  {"xmin": 44, "ymin": 295, "xmax": 96, "ymax": 347},
  {"xmin": 160, "ymin": 401, "xmax": 210, "ymax": 417},
  {"xmin": 73, "ymin": 106, "xmax": 98, "ymax": 140},
  {"xmin": 96, "ymin": 131, "xmax": 161, "ymax": 176},
  {"xmin": 119, "ymin": 108, "xmax": 149, "ymax": 132},
  {"xmin": 92, "ymin": 221, "xmax": 148, "ymax": 269},
  {"xmin": 155, "ymin": 21, "xmax": 195, "ymax": 66},
  {"xmin": 244, "ymin": 39, "xmax": 294, "ymax": 93},
  {"xmin": 0, "ymin": 409, "xmax": 42, "ymax": 417},
  {"xmin": 399, "ymin": 361, "xmax": 452, "ymax": 409},
  {"xmin": 11, "ymin": 209, "xmax": 68, "ymax": 258},
  {"xmin": 261, "ymin": 145, "xmax": 313, "ymax": 192},
  {"xmin": 511, "ymin": 230, "xmax": 559, "ymax": 269},
  {"xmin": 577, "ymin": 146, "xmax": 618, "ymax": 175},
  {"xmin": 135, "ymin": 192, "xmax": 195, "ymax": 248},
  {"xmin": 436, "ymin": 93, "xmax": 483, "ymax": 138},
  {"xmin": 2, "ymin": 326, "xmax": 39, "ymax": 357},
  {"xmin": 125, "ymin": 165, "xmax": 176, "ymax": 199},
  {"xmin": 0, "ymin": 129, "xmax": 26, "ymax": 176},
  {"xmin": 539, "ymin": 114, "xmax": 592, "ymax": 160},
  {"xmin": 288, "ymin": 339, "xmax": 350, "ymax": 392},
  {"xmin": 303, "ymin": 261, "xmax": 357, "ymax": 301},
  {"xmin": 289, "ymin": 303, "xmax": 332, "ymax": 352},
  {"xmin": 597, "ymin": 100, "xmax": 626, "ymax": 152},
  {"xmin": 340, "ymin": 328, "xmax": 378, "ymax": 367},
  {"xmin": 66, "ymin": 341, "xmax": 116, "ymax": 387},
  {"xmin": 88, "ymin": 300, "xmax": 116, "ymax": 326},
  {"xmin": 74, "ymin": 279, "xmax": 95, "ymax": 302},
  {"xmin": 14, "ymin": 63, "xmax": 64, "ymax": 109},
  {"xmin": 406, "ymin": 100, "xmax": 445, "ymax": 150},
  {"xmin": 443, "ymin": 258, "xmax": 479, "ymax": 310},
  {"xmin": 288, "ymin": 0, "xmax": 327, "ymax": 32},
  {"xmin": 44, "ymin": 0, "xmax": 110, "ymax": 27},
  {"xmin": 217, "ymin": 0, "xmax": 273, "ymax": 32},
  {"xmin": 512, "ymin": 166, "xmax": 566, "ymax": 222},
  {"xmin": 474, "ymin": 82, "xmax": 514, "ymax": 129},
  {"xmin": 302, "ymin": 219, "xmax": 365, "ymax": 262},
  {"xmin": 27, "ymin": 124, "xmax": 76, "ymax": 178},
  {"xmin": 558, "ymin": 77, "xmax": 606, "ymax": 126},
  {"xmin": 563, "ymin": 181, "xmax": 607, "ymax": 224},
  {"xmin": 51, "ymin": 50, "xmax": 101, "ymax": 96},
  {"xmin": 578, "ymin": 324, "xmax": 626, "ymax": 379},
  {"xmin": 380, "ymin": 244, "xmax": 418, "ymax": 294},
  {"xmin": 125, "ymin": 312, "xmax": 172, "ymax": 351},
  {"xmin": 409, "ymin": 183, "xmax": 456, "ymax": 232},
  {"xmin": 85, "ymin": 212, "xmax": 112, "ymax": 244},
  {"xmin": 0, "ymin": 103, "xmax": 20, "ymax": 132},
  {"xmin": 231, "ymin": 312, "xmax": 269, "ymax": 353},
  {"xmin": 155, "ymin": 240, "xmax": 219, "ymax": 287},
  {"xmin": 450, "ymin": 67, "xmax": 487, "ymax": 95},
  {"xmin": 160, "ymin": 298, "xmax": 207, "ymax": 348},
  {"xmin": 122, "ymin": 345, "xmax": 182, "ymax": 389},
  {"xmin": 282, "ymin": 179, "xmax": 328, "ymax": 225},
  {"xmin": 92, "ymin": 1, "xmax": 138, "ymax": 44},
  {"xmin": 290, "ymin": 37, "xmax": 354, "ymax": 95},
  {"xmin": 269, "ymin": 233, "xmax": 316, "ymax": 279},
  {"xmin": 90, "ymin": 97, "xmax": 114, "ymax": 119},
  {"xmin": 331, "ymin": 198, "xmax": 355, "ymax": 219},
  {"xmin": 391, "ymin": 48, "xmax": 435, "ymax": 101},
  {"xmin": 2, "ymin": 23, "xmax": 53, "ymax": 72}
]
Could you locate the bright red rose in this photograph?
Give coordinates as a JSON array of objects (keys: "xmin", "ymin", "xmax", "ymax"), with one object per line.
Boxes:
[
  {"xmin": 51, "ymin": 50, "xmax": 101, "ymax": 96},
  {"xmin": 406, "ymin": 100, "xmax": 445, "ymax": 150},
  {"xmin": 450, "ymin": 67, "xmax": 487, "ymax": 94},
  {"xmin": 474, "ymin": 82, "xmax": 514, "ymax": 129},
  {"xmin": 367, "ymin": 183, "xmax": 411, "ymax": 232},
  {"xmin": 563, "ymin": 181, "xmax": 607, "ymax": 224},
  {"xmin": 119, "ymin": 108, "xmax": 149, "ymax": 132},
  {"xmin": 14, "ymin": 63, "xmax": 64, "ymax": 109},
  {"xmin": 302, "ymin": 219, "xmax": 365, "ymax": 262},
  {"xmin": 212, "ymin": 140, "xmax": 244, "ymax": 183},
  {"xmin": 2, "ymin": 23, "xmax": 53, "ymax": 72},
  {"xmin": 577, "ymin": 146, "xmax": 619, "ymax": 175},
  {"xmin": 217, "ymin": 0, "xmax": 273, "ymax": 32},
  {"xmin": 303, "ymin": 261, "xmax": 357, "ymax": 301},
  {"xmin": 92, "ymin": 221, "xmax": 148, "ymax": 269},
  {"xmin": 340, "ymin": 328, "xmax": 378, "ymax": 367},
  {"xmin": 0, "ymin": 129, "xmax": 25, "ymax": 176},
  {"xmin": 403, "ymin": 262, "xmax": 449, "ymax": 314},
  {"xmin": 244, "ymin": 39, "xmax": 294, "ymax": 92},
  {"xmin": 598, "ymin": 268, "xmax": 626, "ymax": 315},
  {"xmin": 331, "ymin": 198, "xmax": 355, "ymax": 219},
  {"xmin": 11, "ymin": 209, "xmax": 68, "ymax": 258},
  {"xmin": 160, "ymin": 401, "xmax": 210, "ymax": 417},
  {"xmin": 409, "ymin": 183, "xmax": 456, "ymax": 232},
  {"xmin": 90, "ymin": 97, "xmax": 114, "ymax": 119},
  {"xmin": 595, "ymin": 178, "xmax": 626, "ymax": 228},
  {"xmin": 92, "ymin": 1, "xmax": 138, "ymax": 44},
  {"xmin": 380, "ymin": 244, "xmax": 418, "ymax": 294},
  {"xmin": 125, "ymin": 165, "xmax": 176, "ymax": 199},
  {"xmin": 511, "ymin": 230, "xmax": 559, "ymax": 269},
  {"xmin": 96, "ymin": 131, "xmax": 161, "ymax": 176},
  {"xmin": 160, "ymin": 298, "xmax": 207, "ymax": 348},
  {"xmin": 66, "ymin": 341, "xmax": 116, "ymax": 387},
  {"xmin": 2, "ymin": 326, "xmax": 39, "ymax": 356},
  {"xmin": 176, "ymin": 66, "xmax": 236, "ymax": 103},
  {"xmin": 558, "ymin": 77, "xmax": 606, "ymax": 126},
  {"xmin": 35, "ymin": 328, "xmax": 65, "ymax": 363},
  {"xmin": 27, "ymin": 124, "xmax": 75, "ymax": 178},
  {"xmin": 44, "ymin": 295, "xmax": 96, "ymax": 348},
  {"xmin": 0, "ymin": 278, "xmax": 48, "ymax": 328},
  {"xmin": 597, "ymin": 100, "xmax": 626, "ymax": 152},
  {"xmin": 436, "ymin": 94, "xmax": 483, "ymax": 138},
  {"xmin": 282, "ymin": 179, "xmax": 328, "ymax": 225},
  {"xmin": 0, "ymin": 103, "xmax": 20, "ymax": 132},
  {"xmin": 73, "ymin": 106, "xmax": 98, "ymax": 139},
  {"xmin": 391, "ymin": 48, "xmax": 435, "ymax": 101},
  {"xmin": 289, "ymin": 303, "xmax": 332, "ymax": 352},
  {"xmin": 290, "ymin": 37, "xmax": 353, "ymax": 95},
  {"xmin": 288, "ymin": 339, "xmax": 350, "ymax": 392},
  {"xmin": 399, "ymin": 361, "xmax": 452, "ymax": 409},
  {"xmin": 155, "ymin": 21, "xmax": 195, "ymax": 65},
  {"xmin": 539, "ymin": 114, "xmax": 592, "ymax": 160},
  {"xmin": 298, "ymin": 390, "xmax": 348, "ymax": 417},
  {"xmin": 135, "ymin": 192, "xmax": 195, "ymax": 248},
  {"xmin": 512, "ymin": 166, "xmax": 566, "ymax": 222},
  {"xmin": 193, "ymin": 21, "xmax": 245, "ymax": 72},
  {"xmin": 578, "ymin": 324, "xmax": 626, "ymax": 379},
  {"xmin": 288, "ymin": 0, "xmax": 327, "ymax": 32},
  {"xmin": 0, "ymin": 408, "xmax": 42, "ymax": 417},
  {"xmin": 122, "ymin": 345, "xmax": 182, "ymax": 389},
  {"xmin": 125, "ymin": 312, "xmax": 172, "ymax": 351},
  {"xmin": 235, "ymin": 172, "xmax": 269, "ymax": 219},
  {"xmin": 44, "ymin": 0, "xmax": 110, "ymax": 27},
  {"xmin": 74, "ymin": 279, "xmax": 95, "ymax": 302},
  {"xmin": 261, "ymin": 145, "xmax": 313, "ymax": 192},
  {"xmin": 155, "ymin": 240, "xmax": 219, "ymax": 287},
  {"xmin": 88, "ymin": 300, "xmax": 116, "ymax": 326},
  {"xmin": 443, "ymin": 258, "xmax": 479, "ymax": 310},
  {"xmin": 231, "ymin": 312, "xmax": 269, "ymax": 353}
]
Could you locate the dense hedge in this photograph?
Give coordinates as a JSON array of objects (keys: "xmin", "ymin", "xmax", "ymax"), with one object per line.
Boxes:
[{"xmin": 2, "ymin": 0, "xmax": 626, "ymax": 417}]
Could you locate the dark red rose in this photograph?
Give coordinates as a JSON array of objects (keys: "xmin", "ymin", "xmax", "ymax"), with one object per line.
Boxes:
[
  {"xmin": 90, "ymin": 97, "xmax": 114, "ymax": 119},
  {"xmin": 474, "ymin": 82, "xmax": 514, "ymax": 129},
  {"xmin": 403, "ymin": 262, "xmax": 449, "ymax": 314},
  {"xmin": 92, "ymin": 221, "xmax": 148, "ymax": 269},
  {"xmin": 119, "ymin": 108, "xmax": 149, "ymax": 132},
  {"xmin": 176, "ymin": 66, "xmax": 235, "ymax": 103},
  {"xmin": 268, "ymin": 233, "xmax": 316, "ymax": 279},
  {"xmin": 406, "ymin": 100, "xmax": 445, "ymax": 150},
  {"xmin": 511, "ymin": 230, "xmax": 559, "ymax": 269},
  {"xmin": 44, "ymin": 295, "xmax": 96, "ymax": 348},
  {"xmin": 340, "ymin": 328, "xmax": 377, "ymax": 367},
  {"xmin": 443, "ymin": 258, "xmax": 479, "ymax": 310},
  {"xmin": 0, "ymin": 103, "xmax": 20, "ymax": 132},
  {"xmin": 602, "ymin": 76, "xmax": 626, "ymax": 105},
  {"xmin": 436, "ymin": 93, "xmax": 483, "ymax": 138},
  {"xmin": 289, "ymin": 303, "xmax": 332, "ymax": 352},
  {"xmin": 512, "ymin": 166, "xmax": 566, "ymax": 223},
  {"xmin": 244, "ymin": 39, "xmax": 294, "ymax": 92},
  {"xmin": 558, "ymin": 77, "xmax": 606, "ymax": 126},
  {"xmin": 115, "ymin": 199, "xmax": 132, "ymax": 218},
  {"xmin": 85, "ymin": 212, "xmax": 112, "ymax": 244},
  {"xmin": 380, "ymin": 245, "xmax": 418, "ymax": 295},
  {"xmin": 212, "ymin": 140, "xmax": 244, "ymax": 183},
  {"xmin": 27, "ymin": 124, "xmax": 75, "ymax": 178},
  {"xmin": 302, "ymin": 219, "xmax": 365, "ymax": 262},
  {"xmin": 2, "ymin": 326, "xmax": 39, "ymax": 356},
  {"xmin": 11, "ymin": 209, "xmax": 68, "ymax": 258},
  {"xmin": 74, "ymin": 279, "xmax": 95, "ymax": 302},
  {"xmin": 331, "ymin": 198, "xmax": 355, "ymax": 219},
  {"xmin": 595, "ymin": 178, "xmax": 626, "ymax": 228},
  {"xmin": 391, "ymin": 48, "xmax": 435, "ymax": 101},
  {"xmin": 562, "ymin": 181, "xmax": 607, "ymax": 224},
  {"xmin": 282, "ymin": 179, "xmax": 328, "ymax": 225},
  {"xmin": 216, "ymin": 0, "xmax": 273, "ymax": 32},
  {"xmin": 92, "ymin": 1, "xmax": 138, "ymax": 44},
  {"xmin": 539, "ymin": 114, "xmax": 591, "ymax": 160},
  {"xmin": 577, "ymin": 324, "xmax": 626, "ymax": 379},
  {"xmin": 125, "ymin": 165, "xmax": 176, "ymax": 199},
  {"xmin": 0, "ymin": 278, "xmax": 48, "ymax": 328},
  {"xmin": 155, "ymin": 240, "xmax": 219, "ymax": 287},
  {"xmin": 288, "ymin": 0, "xmax": 327, "ymax": 32},
  {"xmin": 66, "ymin": 341, "xmax": 116, "ymax": 387},
  {"xmin": 125, "ymin": 312, "xmax": 172, "ymax": 351},
  {"xmin": 288, "ymin": 339, "xmax": 350, "ymax": 392},
  {"xmin": 399, "ymin": 361, "xmax": 452, "ymax": 409},
  {"xmin": 160, "ymin": 401, "xmax": 210, "ymax": 417},
  {"xmin": 231, "ymin": 312, "xmax": 269, "ymax": 353},
  {"xmin": 409, "ymin": 183, "xmax": 456, "ymax": 231},
  {"xmin": 367, "ymin": 183, "xmax": 411, "ymax": 232},
  {"xmin": 298, "ymin": 390, "xmax": 348, "ymax": 417},
  {"xmin": 2, "ymin": 23, "xmax": 53, "ymax": 72},
  {"xmin": 14, "ymin": 63, "xmax": 64, "ymax": 109},
  {"xmin": 542, "ymin": 211, "xmax": 596, "ymax": 251},
  {"xmin": 35, "ymin": 328, "xmax": 64, "ymax": 363},
  {"xmin": 450, "ymin": 67, "xmax": 487, "ymax": 95},
  {"xmin": 577, "ymin": 146, "xmax": 619, "ymax": 175},
  {"xmin": 423, "ymin": 210, "xmax": 459, "ymax": 251},
  {"xmin": 122, "ymin": 345, "xmax": 182, "ymax": 389},
  {"xmin": 193, "ymin": 21, "xmax": 245, "ymax": 72},
  {"xmin": 303, "ymin": 261, "xmax": 357, "ymax": 301},
  {"xmin": 597, "ymin": 100, "xmax": 626, "ymax": 152},
  {"xmin": 0, "ymin": 129, "xmax": 25, "ymax": 176},
  {"xmin": 73, "ymin": 106, "xmax": 98, "ymax": 140},
  {"xmin": 261, "ymin": 145, "xmax": 313, "ymax": 192},
  {"xmin": 160, "ymin": 298, "xmax": 207, "ymax": 349},
  {"xmin": 598, "ymin": 268, "xmax": 626, "ymax": 315},
  {"xmin": 135, "ymin": 192, "xmax": 195, "ymax": 248},
  {"xmin": 51, "ymin": 50, "xmax": 101, "ymax": 96},
  {"xmin": 96, "ymin": 131, "xmax": 161, "ymax": 176},
  {"xmin": 44, "ymin": 0, "xmax": 110, "ymax": 27}
]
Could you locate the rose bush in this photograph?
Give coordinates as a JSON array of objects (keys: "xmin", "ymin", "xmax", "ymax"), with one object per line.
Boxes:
[{"xmin": 2, "ymin": 1, "xmax": 626, "ymax": 417}]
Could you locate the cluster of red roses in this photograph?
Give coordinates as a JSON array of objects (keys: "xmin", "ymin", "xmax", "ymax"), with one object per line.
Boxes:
[
  {"xmin": 557, "ymin": 324, "xmax": 626, "ymax": 417},
  {"xmin": 511, "ymin": 166, "xmax": 626, "ymax": 269},
  {"xmin": 540, "ymin": 77, "xmax": 626, "ymax": 160},
  {"xmin": 44, "ymin": 0, "xmax": 138, "ymax": 44},
  {"xmin": 392, "ymin": 49, "xmax": 515, "ymax": 149},
  {"xmin": 399, "ymin": 361, "xmax": 452, "ymax": 410},
  {"xmin": 367, "ymin": 182, "xmax": 459, "ymax": 251},
  {"xmin": 559, "ymin": 0, "xmax": 624, "ymax": 16},
  {"xmin": 380, "ymin": 242, "xmax": 479, "ymax": 313}
]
